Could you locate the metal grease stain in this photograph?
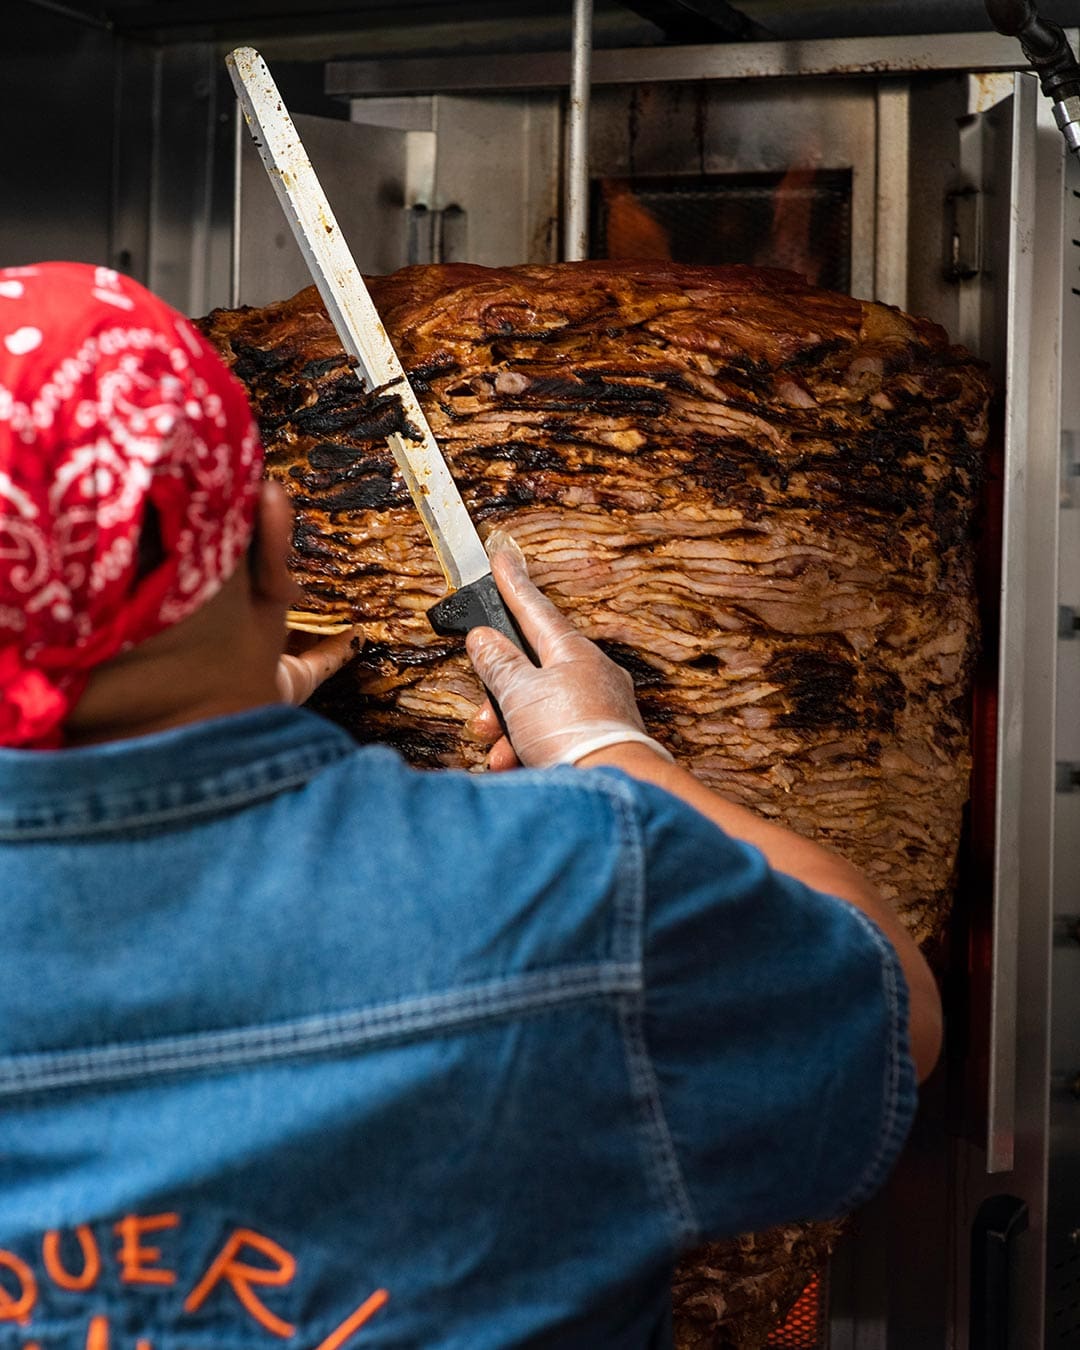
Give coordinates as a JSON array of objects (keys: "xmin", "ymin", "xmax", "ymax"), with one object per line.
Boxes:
[
  {"xmin": 693, "ymin": 82, "xmax": 707, "ymax": 176},
  {"xmin": 627, "ymin": 87, "xmax": 642, "ymax": 178}
]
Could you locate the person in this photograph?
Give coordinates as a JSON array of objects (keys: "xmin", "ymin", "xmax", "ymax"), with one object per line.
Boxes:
[{"xmin": 0, "ymin": 262, "xmax": 940, "ymax": 1350}]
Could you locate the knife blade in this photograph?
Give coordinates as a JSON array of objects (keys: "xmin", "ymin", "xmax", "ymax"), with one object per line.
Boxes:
[{"xmin": 226, "ymin": 46, "xmax": 532, "ymax": 658}]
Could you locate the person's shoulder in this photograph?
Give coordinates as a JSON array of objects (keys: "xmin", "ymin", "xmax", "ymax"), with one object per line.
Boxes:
[
  {"xmin": 344, "ymin": 752, "xmax": 641, "ymax": 819},
  {"xmin": 312, "ymin": 751, "xmax": 667, "ymax": 872},
  {"xmin": 287, "ymin": 750, "xmax": 653, "ymax": 978},
  {"xmin": 328, "ymin": 746, "xmax": 642, "ymax": 810}
]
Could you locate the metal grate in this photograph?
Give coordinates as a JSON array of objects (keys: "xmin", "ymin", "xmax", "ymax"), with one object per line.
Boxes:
[
  {"xmin": 590, "ymin": 170, "xmax": 852, "ymax": 293},
  {"xmin": 764, "ymin": 1271, "xmax": 828, "ymax": 1349}
]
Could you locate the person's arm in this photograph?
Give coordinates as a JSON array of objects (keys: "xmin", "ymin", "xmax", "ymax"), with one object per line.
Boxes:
[
  {"xmin": 276, "ymin": 626, "xmax": 365, "ymax": 705},
  {"xmin": 465, "ymin": 545, "xmax": 942, "ymax": 1083}
]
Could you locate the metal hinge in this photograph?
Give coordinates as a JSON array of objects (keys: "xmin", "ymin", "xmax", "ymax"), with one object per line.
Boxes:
[{"xmin": 1060, "ymin": 605, "xmax": 1080, "ymax": 637}]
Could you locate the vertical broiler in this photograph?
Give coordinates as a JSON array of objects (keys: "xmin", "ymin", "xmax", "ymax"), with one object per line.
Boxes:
[
  {"xmin": 46, "ymin": 3, "xmax": 1075, "ymax": 1345},
  {"xmin": 214, "ymin": 23, "xmax": 1075, "ymax": 1350}
]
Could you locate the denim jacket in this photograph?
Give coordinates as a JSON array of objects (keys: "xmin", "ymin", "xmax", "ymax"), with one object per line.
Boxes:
[{"xmin": 0, "ymin": 706, "xmax": 915, "ymax": 1349}]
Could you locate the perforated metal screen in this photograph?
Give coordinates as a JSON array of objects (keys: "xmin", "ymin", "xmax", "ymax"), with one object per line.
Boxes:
[
  {"xmin": 590, "ymin": 170, "xmax": 853, "ymax": 294},
  {"xmin": 764, "ymin": 1272, "xmax": 828, "ymax": 1349}
]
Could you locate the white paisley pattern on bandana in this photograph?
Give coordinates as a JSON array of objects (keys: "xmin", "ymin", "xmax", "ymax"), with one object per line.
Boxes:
[{"xmin": 0, "ymin": 263, "xmax": 263, "ymax": 748}]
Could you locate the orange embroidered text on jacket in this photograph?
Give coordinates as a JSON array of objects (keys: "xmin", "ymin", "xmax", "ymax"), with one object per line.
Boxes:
[{"xmin": 0, "ymin": 1214, "xmax": 388, "ymax": 1349}]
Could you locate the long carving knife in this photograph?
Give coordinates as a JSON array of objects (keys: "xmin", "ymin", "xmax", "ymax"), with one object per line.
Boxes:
[{"xmin": 226, "ymin": 46, "xmax": 531, "ymax": 655}]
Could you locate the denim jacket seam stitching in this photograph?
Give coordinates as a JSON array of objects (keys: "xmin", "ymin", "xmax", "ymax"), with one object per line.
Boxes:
[
  {"xmin": 598, "ymin": 775, "xmax": 649, "ymax": 970},
  {"xmin": 0, "ymin": 744, "xmax": 349, "ymax": 839},
  {"xmin": 465, "ymin": 768, "xmax": 645, "ymax": 819},
  {"xmin": 606, "ymin": 780, "xmax": 701, "ymax": 1247},
  {"xmin": 0, "ymin": 962, "xmax": 640, "ymax": 1096},
  {"xmin": 618, "ymin": 994, "xmax": 700, "ymax": 1247},
  {"xmin": 828, "ymin": 908, "xmax": 914, "ymax": 1215}
]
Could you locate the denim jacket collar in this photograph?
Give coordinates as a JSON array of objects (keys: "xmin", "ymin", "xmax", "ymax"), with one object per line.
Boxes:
[{"xmin": 0, "ymin": 705, "xmax": 354, "ymax": 841}]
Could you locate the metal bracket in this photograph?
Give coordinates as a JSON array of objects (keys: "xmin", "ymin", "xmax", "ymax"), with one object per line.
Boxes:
[
  {"xmin": 1064, "ymin": 429, "xmax": 1080, "ymax": 506},
  {"xmin": 946, "ymin": 184, "xmax": 983, "ymax": 282},
  {"xmin": 970, "ymin": 1195, "xmax": 1030, "ymax": 1350},
  {"xmin": 406, "ymin": 203, "xmax": 468, "ymax": 266},
  {"xmin": 1053, "ymin": 915, "xmax": 1080, "ymax": 946},
  {"xmin": 439, "ymin": 205, "xmax": 467, "ymax": 264},
  {"xmin": 406, "ymin": 204, "xmax": 435, "ymax": 266},
  {"xmin": 1056, "ymin": 762, "xmax": 1080, "ymax": 793}
]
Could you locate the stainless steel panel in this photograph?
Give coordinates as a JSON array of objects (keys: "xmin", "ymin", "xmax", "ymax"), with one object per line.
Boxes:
[
  {"xmin": 345, "ymin": 100, "xmax": 434, "ymax": 264},
  {"xmin": 237, "ymin": 110, "xmax": 412, "ymax": 307},
  {"xmin": 1046, "ymin": 144, "xmax": 1080, "ymax": 1350},
  {"xmin": 326, "ymin": 31, "xmax": 1037, "ymax": 97},
  {"xmin": 348, "ymin": 93, "xmax": 559, "ymax": 267},
  {"xmin": 111, "ymin": 38, "xmax": 156, "ymax": 284},
  {"xmin": 1000, "ymin": 78, "xmax": 1065, "ymax": 1348},
  {"xmin": 992, "ymin": 76, "xmax": 1037, "ymax": 1178},
  {"xmin": 434, "ymin": 95, "xmax": 560, "ymax": 266},
  {"xmin": 948, "ymin": 73, "xmax": 1065, "ymax": 1350},
  {"xmin": 146, "ymin": 43, "xmax": 235, "ymax": 316},
  {"xmin": 905, "ymin": 75, "xmax": 969, "ymax": 338},
  {"xmin": 873, "ymin": 81, "xmax": 909, "ymax": 310}
]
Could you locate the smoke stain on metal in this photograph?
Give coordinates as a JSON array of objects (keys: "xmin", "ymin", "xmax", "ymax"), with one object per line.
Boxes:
[
  {"xmin": 530, "ymin": 212, "xmax": 558, "ymax": 261},
  {"xmin": 823, "ymin": 58, "xmax": 922, "ymax": 76},
  {"xmin": 627, "ymin": 86, "xmax": 642, "ymax": 177},
  {"xmin": 693, "ymin": 82, "xmax": 707, "ymax": 176},
  {"xmin": 970, "ymin": 71, "xmax": 1015, "ymax": 112}
]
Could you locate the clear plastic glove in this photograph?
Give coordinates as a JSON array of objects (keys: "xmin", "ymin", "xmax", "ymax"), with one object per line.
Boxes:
[
  {"xmin": 276, "ymin": 627, "xmax": 365, "ymax": 706},
  {"xmin": 465, "ymin": 541, "xmax": 673, "ymax": 770}
]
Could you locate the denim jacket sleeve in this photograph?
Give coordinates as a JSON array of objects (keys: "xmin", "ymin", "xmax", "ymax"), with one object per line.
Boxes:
[{"xmin": 613, "ymin": 772, "xmax": 917, "ymax": 1244}]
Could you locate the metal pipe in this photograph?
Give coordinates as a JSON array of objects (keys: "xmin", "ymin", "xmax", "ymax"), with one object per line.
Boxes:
[
  {"xmin": 985, "ymin": 0, "xmax": 1080, "ymax": 154},
  {"xmin": 620, "ymin": 0, "xmax": 772, "ymax": 42},
  {"xmin": 986, "ymin": 0, "xmax": 1069, "ymax": 60},
  {"xmin": 564, "ymin": 0, "xmax": 592, "ymax": 262},
  {"xmin": 985, "ymin": 0, "xmax": 1041, "ymax": 38}
]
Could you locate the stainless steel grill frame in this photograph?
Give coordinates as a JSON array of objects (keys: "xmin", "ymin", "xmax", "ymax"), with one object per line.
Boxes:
[{"xmin": 2, "ymin": 16, "xmax": 1076, "ymax": 1348}]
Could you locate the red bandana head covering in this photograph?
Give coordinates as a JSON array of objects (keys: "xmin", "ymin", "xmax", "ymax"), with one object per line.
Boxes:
[{"xmin": 0, "ymin": 262, "xmax": 263, "ymax": 749}]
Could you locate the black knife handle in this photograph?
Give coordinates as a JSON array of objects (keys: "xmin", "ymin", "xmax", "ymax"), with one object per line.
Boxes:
[
  {"xmin": 427, "ymin": 574, "xmax": 539, "ymax": 743},
  {"xmin": 427, "ymin": 573, "xmax": 538, "ymax": 664}
]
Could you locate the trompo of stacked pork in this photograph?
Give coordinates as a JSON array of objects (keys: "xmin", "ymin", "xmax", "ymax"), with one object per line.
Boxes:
[{"xmin": 198, "ymin": 260, "xmax": 991, "ymax": 1349}]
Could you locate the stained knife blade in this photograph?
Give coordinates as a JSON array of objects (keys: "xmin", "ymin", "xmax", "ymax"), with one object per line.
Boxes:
[{"xmin": 226, "ymin": 46, "xmax": 530, "ymax": 655}]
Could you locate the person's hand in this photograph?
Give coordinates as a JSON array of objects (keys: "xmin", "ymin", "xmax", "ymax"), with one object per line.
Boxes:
[
  {"xmin": 276, "ymin": 627, "xmax": 365, "ymax": 706},
  {"xmin": 465, "ymin": 542, "xmax": 671, "ymax": 771}
]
